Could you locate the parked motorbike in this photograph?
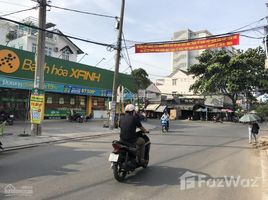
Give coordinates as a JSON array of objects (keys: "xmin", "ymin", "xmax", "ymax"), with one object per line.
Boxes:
[
  {"xmin": 161, "ymin": 119, "xmax": 168, "ymax": 133},
  {"xmin": 67, "ymin": 110, "xmax": 84, "ymax": 123},
  {"xmin": 0, "ymin": 111, "xmax": 14, "ymax": 125},
  {"xmin": 108, "ymin": 132, "xmax": 150, "ymax": 182}
]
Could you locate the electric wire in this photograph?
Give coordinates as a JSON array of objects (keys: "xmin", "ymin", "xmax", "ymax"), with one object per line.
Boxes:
[
  {"xmin": 230, "ymin": 17, "xmax": 266, "ymax": 32},
  {"xmin": 0, "ymin": 0, "xmax": 32, "ymax": 8},
  {"xmin": 0, "ymin": 16, "xmax": 115, "ymax": 48},
  {"xmin": 240, "ymin": 34, "xmax": 263, "ymax": 39},
  {"xmin": 121, "ymin": 32, "xmax": 132, "ymax": 73},
  {"xmin": 126, "ymin": 25, "xmax": 267, "ymax": 48},
  {"xmin": 0, "ymin": 6, "xmax": 38, "ymax": 17},
  {"xmin": 49, "ymin": 4, "xmax": 117, "ymax": 19}
]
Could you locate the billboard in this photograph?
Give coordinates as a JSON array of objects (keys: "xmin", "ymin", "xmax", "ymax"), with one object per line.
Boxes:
[{"xmin": 0, "ymin": 45, "xmax": 135, "ymax": 92}]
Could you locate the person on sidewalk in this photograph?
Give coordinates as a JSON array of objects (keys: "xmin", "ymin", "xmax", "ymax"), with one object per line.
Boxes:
[
  {"xmin": 119, "ymin": 104, "xmax": 149, "ymax": 165},
  {"xmin": 249, "ymin": 121, "xmax": 260, "ymax": 144}
]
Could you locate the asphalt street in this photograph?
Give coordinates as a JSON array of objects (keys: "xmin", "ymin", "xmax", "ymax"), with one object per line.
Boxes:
[{"xmin": 0, "ymin": 120, "xmax": 262, "ymax": 200}]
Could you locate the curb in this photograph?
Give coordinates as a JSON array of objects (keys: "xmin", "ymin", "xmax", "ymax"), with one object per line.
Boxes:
[
  {"xmin": 260, "ymin": 150, "xmax": 268, "ymax": 200},
  {"xmin": 1, "ymin": 132, "xmax": 116, "ymax": 152}
]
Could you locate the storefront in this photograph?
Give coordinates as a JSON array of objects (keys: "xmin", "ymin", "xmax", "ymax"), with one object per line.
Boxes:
[{"xmin": 0, "ymin": 45, "xmax": 134, "ymax": 119}]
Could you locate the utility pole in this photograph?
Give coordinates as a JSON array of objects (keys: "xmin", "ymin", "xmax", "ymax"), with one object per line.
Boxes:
[
  {"xmin": 110, "ymin": 0, "xmax": 125, "ymax": 129},
  {"xmin": 31, "ymin": 0, "xmax": 47, "ymax": 135},
  {"xmin": 265, "ymin": 0, "xmax": 268, "ymax": 68}
]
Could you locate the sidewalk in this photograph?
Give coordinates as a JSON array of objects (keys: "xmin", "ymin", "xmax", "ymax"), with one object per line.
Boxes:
[
  {"xmin": 0, "ymin": 119, "xmax": 155, "ymax": 151},
  {"xmin": 253, "ymin": 122, "xmax": 268, "ymax": 200}
]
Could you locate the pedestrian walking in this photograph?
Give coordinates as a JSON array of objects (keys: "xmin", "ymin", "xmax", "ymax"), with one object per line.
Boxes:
[{"xmin": 249, "ymin": 121, "xmax": 260, "ymax": 144}]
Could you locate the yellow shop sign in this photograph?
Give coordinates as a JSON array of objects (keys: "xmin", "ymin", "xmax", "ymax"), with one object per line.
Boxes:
[{"xmin": 22, "ymin": 59, "xmax": 101, "ymax": 82}]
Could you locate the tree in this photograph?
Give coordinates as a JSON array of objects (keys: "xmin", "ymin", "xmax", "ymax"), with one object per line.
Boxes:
[
  {"xmin": 5, "ymin": 31, "xmax": 17, "ymax": 46},
  {"xmin": 188, "ymin": 47, "xmax": 268, "ymax": 108},
  {"xmin": 131, "ymin": 68, "xmax": 151, "ymax": 92}
]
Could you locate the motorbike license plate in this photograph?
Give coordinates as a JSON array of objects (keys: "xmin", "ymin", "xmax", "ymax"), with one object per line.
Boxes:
[{"xmin": 108, "ymin": 153, "xmax": 119, "ymax": 162}]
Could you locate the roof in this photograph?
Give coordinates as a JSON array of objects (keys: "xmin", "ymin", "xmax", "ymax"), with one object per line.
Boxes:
[
  {"xmin": 146, "ymin": 83, "xmax": 161, "ymax": 93},
  {"xmin": 55, "ymin": 29, "xmax": 84, "ymax": 54},
  {"xmin": 168, "ymin": 68, "xmax": 191, "ymax": 78},
  {"xmin": 155, "ymin": 105, "xmax": 167, "ymax": 113},
  {"xmin": 145, "ymin": 104, "xmax": 160, "ymax": 111}
]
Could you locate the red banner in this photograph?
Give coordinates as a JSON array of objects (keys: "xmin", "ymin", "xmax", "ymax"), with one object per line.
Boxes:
[{"xmin": 135, "ymin": 34, "xmax": 239, "ymax": 53}]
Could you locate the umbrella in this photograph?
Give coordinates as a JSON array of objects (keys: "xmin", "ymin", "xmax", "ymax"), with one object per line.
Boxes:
[
  {"xmin": 239, "ymin": 113, "xmax": 261, "ymax": 123},
  {"xmin": 249, "ymin": 110, "xmax": 257, "ymax": 114}
]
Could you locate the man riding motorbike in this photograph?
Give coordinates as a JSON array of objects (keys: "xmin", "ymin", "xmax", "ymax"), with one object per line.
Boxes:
[
  {"xmin": 161, "ymin": 110, "xmax": 170, "ymax": 128},
  {"xmin": 119, "ymin": 104, "xmax": 149, "ymax": 165}
]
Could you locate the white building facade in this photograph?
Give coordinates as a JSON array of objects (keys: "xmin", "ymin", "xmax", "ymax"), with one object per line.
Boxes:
[
  {"xmin": 172, "ymin": 29, "xmax": 212, "ymax": 72},
  {"xmin": 156, "ymin": 69, "xmax": 196, "ymax": 95},
  {"xmin": 0, "ymin": 17, "xmax": 83, "ymax": 62}
]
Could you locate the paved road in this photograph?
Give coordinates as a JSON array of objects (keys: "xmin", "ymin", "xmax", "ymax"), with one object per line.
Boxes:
[{"xmin": 0, "ymin": 120, "xmax": 262, "ymax": 200}]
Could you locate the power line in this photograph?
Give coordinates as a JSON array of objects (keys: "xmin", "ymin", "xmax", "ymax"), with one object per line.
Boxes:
[
  {"xmin": 49, "ymin": 4, "xmax": 117, "ymax": 19},
  {"xmin": 0, "ymin": 6, "xmax": 38, "ymax": 17},
  {"xmin": 0, "ymin": 0, "xmax": 33, "ymax": 8},
  {"xmin": 240, "ymin": 34, "xmax": 263, "ymax": 39},
  {"xmin": 230, "ymin": 17, "xmax": 266, "ymax": 32},
  {"xmin": 121, "ymin": 32, "xmax": 132, "ymax": 72},
  {"xmin": 126, "ymin": 25, "xmax": 267, "ymax": 47},
  {"xmin": 0, "ymin": 16, "xmax": 115, "ymax": 48}
]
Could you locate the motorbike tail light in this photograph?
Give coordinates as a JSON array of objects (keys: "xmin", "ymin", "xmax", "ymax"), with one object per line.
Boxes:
[{"xmin": 112, "ymin": 143, "xmax": 121, "ymax": 153}]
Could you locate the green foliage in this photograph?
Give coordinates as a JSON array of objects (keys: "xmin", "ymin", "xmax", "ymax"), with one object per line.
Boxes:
[
  {"xmin": 255, "ymin": 103, "xmax": 268, "ymax": 119},
  {"xmin": 188, "ymin": 47, "xmax": 268, "ymax": 106},
  {"xmin": 131, "ymin": 68, "xmax": 151, "ymax": 92},
  {"xmin": 5, "ymin": 31, "xmax": 17, "ymax": 46}
]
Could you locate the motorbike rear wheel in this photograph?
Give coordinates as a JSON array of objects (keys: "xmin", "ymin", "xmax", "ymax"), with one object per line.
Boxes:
[
  {"xmin": 113, "ymin": 163, "xmax": 127, "ymax": 182},
  {"xmin": 162, "ymin": 125, "xmax": 166, "ymax": 133}
]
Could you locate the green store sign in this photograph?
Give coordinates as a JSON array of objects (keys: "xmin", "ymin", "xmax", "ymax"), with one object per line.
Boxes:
[{"xmin": 0, "ymin": 45, "xmax": 135, "ymax": 92}]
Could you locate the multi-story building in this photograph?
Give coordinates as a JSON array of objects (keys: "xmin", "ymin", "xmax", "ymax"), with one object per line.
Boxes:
[
  {"xmin": 156, "ymin": 69, "xmax": 195, "ymax": 96},
  {"xmin": 0, "ymin": 17, "xmax": 83, "ymax": 62},
  {"xmin": 172, "ymin": 29, "xmax": 212, "ymax": 72},
  {"xmin": 0, "ymin": 17, "xmax": 135, "ymax": 120}
]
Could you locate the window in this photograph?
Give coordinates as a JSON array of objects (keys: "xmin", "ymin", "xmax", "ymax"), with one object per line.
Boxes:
[
  {"xmin": 70, "ymin": 98, "xmax": 75, "ymax": 105},
  {"xmin": 45, "ymin": 47, "xmax": 52, "ymax": 56},
  {"xmin": 80, "ymin": 98, "xmax": 85, "ymax": 106},
  {"xmin": 62, "ymin": 49, "xmax": 70, "ymax": 60},
  {"xmin": 32, "ymin": 43, "xmax": 37, "ymax": 53},
  {"xmin": 172, "ymin": 79, "xmax": 177, "ymax": 86},
  {"xmin": 46, "ymin": 97, "xmax": 52, "ymax": 104},
  {"xmin": 59, "ymin": 97, "xmax": 64, "ymax": 104},
  {"xmin": 93, "ymin": 100, "xmax": 98, "ymax": 106}
]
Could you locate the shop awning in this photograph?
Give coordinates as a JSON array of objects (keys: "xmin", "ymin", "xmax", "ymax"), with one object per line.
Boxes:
[
  {"xmin": 145, "ymin": 104, "xmax": 160, "ymax": 111},
  {"xmin": 195, "ymin": 108, "xmax": 207, "ymax": 112},
  {"xmin": 155, "ymin": 105, "xmax": 167, "ymax": 113},
  {"xmin": 210, "ymin": 108, "xmax": 221, "ymax": 113},
  {"xmin": 178, "ymin": 105, "xmax": 194, "ymax": 110}
]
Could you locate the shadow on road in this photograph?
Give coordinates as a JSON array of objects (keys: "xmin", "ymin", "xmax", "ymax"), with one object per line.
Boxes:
[
  {"xmin": 0, "ymin": 145, "xmax": 104, "ymax": 183},
  {"xmin": 125, "ymin": 166, "xmax": 225, "ymax": 187}
]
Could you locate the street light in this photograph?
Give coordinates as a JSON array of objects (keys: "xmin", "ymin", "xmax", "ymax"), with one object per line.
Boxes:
[
  {"xmin": 95, "ymin": 57, "xmax": 106, "ymax": 66},
  {"xmin": 78, "ymin": 53, "xmax": 88, "ymax": 63}
]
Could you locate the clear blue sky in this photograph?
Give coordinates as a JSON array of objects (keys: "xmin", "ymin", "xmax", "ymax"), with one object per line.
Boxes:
[{"xmin": 0, "ymin": 0, "xmax": 267, "ymax": 81}]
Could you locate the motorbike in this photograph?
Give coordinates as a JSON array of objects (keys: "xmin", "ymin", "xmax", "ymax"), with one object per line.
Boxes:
[
  {"xmin": 108, "ymin": 132, "xmax": 150, "ymax": 182},
  {"xmin": 0, "ymin": 141, "xmax": 3, "ymax": 150},
  {"xmin": 67, "ymin": 111, "xmax": 84, "ymax": 123},
  {"xmin": 161, "ymin": 119, "xmax": 169, "ymax": 133},
  {"xmin": 0, "ymin": 111, "xmax": 14, "ymax": 125}
]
